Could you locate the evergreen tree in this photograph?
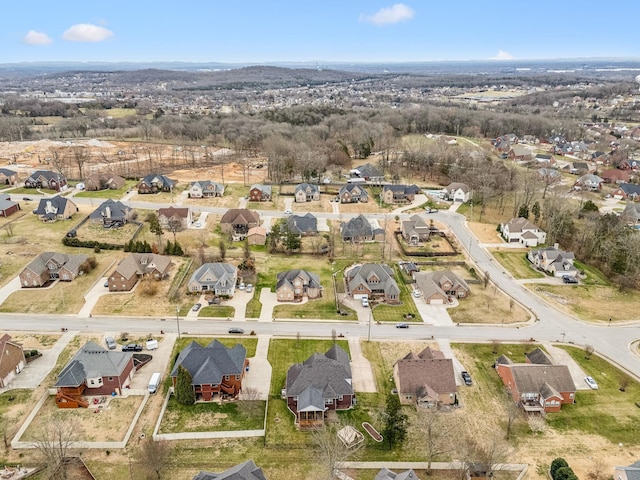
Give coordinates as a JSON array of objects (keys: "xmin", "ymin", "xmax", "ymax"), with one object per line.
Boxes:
[
  {"xmin": 148, "ymin": 212, "xmax": 164, "ymax": 246},
  {"xmin": 381, "ymin": 393, "xmax": 408, "ymax": 449},
  {"xmin": 550, "ymin": 458, "xmax": 569, "ymax": 479},
  {"xmin": 164, "ymin": 240, "xmax": 173, "ymax": 255},
  {"xmin": 219, "ymin": 239, "xmax": 226, "ymax": 260},
  {"xmin": 518, "ymin": 204, "xmax": 529, "ymax": 219},
  {"xmin": 175, "ymin": 365, "xmax": 195, "ymax": 405},
  {"xmin": 173, "ymin": 241, "xmax": 184, "ymax": 256}
]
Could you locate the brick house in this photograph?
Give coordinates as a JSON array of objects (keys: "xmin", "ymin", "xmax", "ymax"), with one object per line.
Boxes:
[
  {"xmin": 294, "ymin": 183, "xmax": 320, "ymax": 202},
  {"xmin": 276, "ymin": 269, "xmax": 322, "ymax": 301},
  {"xmin": 0, "ymin": 334, "xmax": 26, "ymax": 388},
  {"xmin": 0, "ymin": 195, "xmax": 20, "ymax": 218},
  {"xmin": 34, "ymin": 195, "xmax": 78, "ymax": 222},
  {"xmin": 381, "ymin": 184, "xmax": 420, "ymax": 204},
  {"xmin": 220, "ymin": 209, "xmax": 260, "ymax": 240},
  {"xmin": 108, "ymin": 253, "xmax": 172, "ymax": 292},
  {"xmin": 341, "ymin": 214, "xmax": 384, "ymax": 242},
  {"xmin": 137, "ymin": 173, "xmax": 175, "ymax": 194},
  {"xmin": 84, "ymin": 173, "xmax": 126, "ymax": 191},
  {"xmin": 345, "ymin": 263, "xmax": 400, "ymax": 304},
  {"xmin": 0, "ymin": 168, "xmax": 17, "ymax": 185},
  {"xmin": 20, "ymin": 252, "xmax": 88, "ymax": 288},
  {"xmin": 414, "ymin": 270, "xmax": 470, "ymax": 305},
  {"xmin": 187, "ymin": 262, "xmax": 237, "ymax": 295},
  {"xmin": 88, "ymin": 199, "xmax": 133, "ymax": 227},
  {"xmin": 158, "ymin": 206, "xmax": 192, "ymax": 231},
  {"xmin": 188, "ymin": 180, "xmax": 225, "ymax": 198},
  {"xmin": 171, "ymin": 340, "xmax": 248, "ymax": 401},
  {"xmin": 249, "ymin": 184, "xmax": 271, "ymax": 202},
  {"xmin": 24, "ymin": 170, "xmax": 67, "ymax": 191},
  {"xmin": 338, "ymin": 184, "xmax": 368, "ymax": 203}
]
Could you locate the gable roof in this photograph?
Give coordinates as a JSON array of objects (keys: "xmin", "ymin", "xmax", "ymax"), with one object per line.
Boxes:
[
  {"xmin": 250, "ymin": 184, "xmax": 271, "ymax": 195},
  {"xmin": 339, "ymin": 183, "xmax": 368, "ymax": 197},
  {"xmin": 526, "ymin": 347, "xmax": 554, "ymax": 365},
  {"xmin": 287, "ymin": 213, "xmax": 318, "ymax": 235},
  {"xmin": 0, "ymin": 168, "xmax": 16, "ymax": 177},
  {"xmin": 346, "ymin": 263, "xmax": 400, "ymax": 296},
  {"xmin": 114, "ymin": 253, "xmax": 172, "ymax": 280},
  {"xmin": 351, "ymin": 163, "xmax": 382, "ymax": 178},
  {"xmin": 341, "ymin": 214, "xmax": 382, "ymax": 238},
  {"xmin": 35, "ymin": 195, "xmax": 77, "ymax": 219},
  {"xmin": 26, "ymin": 170, "xmax": 65, "ymax": 183},
  {"xmin": 444, "ymin": 182, "xmax": 470, "ymax": 194},
  {"xmin": 0, "ymin": 195, "xmax": 18, "ymax": 212},
  {"xmin": 171, "ymin": 340, "xmax": 246, "ymax": 385},
  {"xmin": 190, "ymin": 180, "xmax": 224, "ymax": 192},
  {"xmin": 504, "ymin": 217, "xmax": 542, "ymax": 233},
  {"xmin": 501, "ymin": 363, "xmax": 575, "ymax": 396},
  {"xmin": 375, "ymin": 468, "xmax": 421, "ymax": 480},
  {"xmin": 158, "ymin": 206, "xmax": 190, "ymax": 219},
  {"xmin": 382, "ymin": 184, "xmax": 420, "ymax": 196},
  {"xmin": 139, "ymin": 173, "xmax": 175, "ymax": 189},
  {"xmin": 415, "ymin": 270, "xmax": 470, "ymax": 298},
  {"xmin": 294, "ymin": 183, "xmax": 319, "ymax": 194},
  {"xmin": 617, "ymin": 182, "xmax": 640, "ymax": 196},
  {"xmin": 623, "ymin": 202, "xmax": 640, "ymax": 221},
  {"xmin": 55, "ymin": 341, "xmax": 132, "ymax": 387},
  {"xmin": 220, "ymin": 208, "xmax": 260, "ymax": 225},
  {"xmin": 89, "ymin": 199, "xmax": 132, "ymax": 221},
  {"xmin": 614, "ymin": 462, "xmax": 640, "ymax": 480},
  {"xmin": 23, "ymin": 252, "xmax": 87, "ymax": 277},
  {"xmin": 395, "ymin": 348, "xmax": 456, "ymax": 398},
  {"xmin": 276, "ymin": 269, "xmax": 321, "ymax": 291},
  {"xmin": 192, "ymin": 460, "xmax": 267, "ymax": 480},
  {"xmin": 189, "ymin": 262, "xmax": 237, "ymax": 288}
]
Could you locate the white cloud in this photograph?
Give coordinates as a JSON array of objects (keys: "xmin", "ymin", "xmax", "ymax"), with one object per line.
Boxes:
[
  {"xmin": 360, "ymin": 4, "xmax": 414, "ymax": 26},
  {"xmin": 62, "ymin": 23, "xmax": 113, "ymax": 43},
  {"xmin": 23, "ymin": 30, "xmax": 52, "ymax": 46},
  {"xmin": 491, "ymin": 50, "xmax": 515, "ymax": 60}
]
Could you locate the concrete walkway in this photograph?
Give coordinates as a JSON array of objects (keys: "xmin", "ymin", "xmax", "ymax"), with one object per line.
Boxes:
[
  {"xmin": 348, "ymin": 337, "xmax": 377, "ymax": 393},
  {"xmin": 241, "ymin": 335, "xmax": 272, "ymax": 400},
  {"xmin": 0, "ymin": 330, "xmax": 75, "ymax": 393},
  {"xmin": 436, "ymin": 338, "xmax": 466, "ymax": 387},
  {"xmin": 0, "ymin": 277, "xmax": 21, "ymax": 306}
]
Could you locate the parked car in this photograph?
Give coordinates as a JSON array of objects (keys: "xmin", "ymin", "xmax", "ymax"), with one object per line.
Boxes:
[
  {"xmin": 461, "ymin": 371, "xmax": 473, "ymax": 386},
  {"xmin": 395, "ymin": 322, "xmax": 409, "ymax": 328},
  {"xmin": 584, "ymin": 376, "xmax": 598, "ymax": 389},
  {"xmin": 193, "ymin": 221, "xmax": 202, "ymax": 228},
  {"xmin": 245, "ymin": 284, "xmax": 253, "ymax": 293},
  {"xmin": 192, "ymin": 303, "xmax": 202, "ymax": 312},
  {"xmin": 412, "ymin": 290, "xmax": 421, "ymax": 298},
  {"xmin": 104, "ymin": 336, "xmax": 116, "ymax": 350},
  {"xmin": 22, "ymin": 196, "xmax": 32, "ymax": 201},
  {"xmin": 284, "ymin": 208, "xmax": 293, "ymax": 215},
  {"xmin": 104, "ymin": 280, "xmax": 109, "ymax": 287},
  {"xmin": 238, "ymin": 282, "xmax": 245, "ymax": 290},
  {"xmin": 562, "ymin": 275, "xmax": 578, "ymax": 284},
  {"xmin": 361, "ymin": 297, "xmax": 369, "ymax": 307},
  {"xmin": 228, "ymin": 327, "xmax": 245, "ymax": 334},
  {"xmin": 122, "ymin": 344, "xmax": 143, "ymax": 352}
]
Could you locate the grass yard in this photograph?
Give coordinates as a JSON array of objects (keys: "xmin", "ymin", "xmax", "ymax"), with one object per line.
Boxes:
[
  {"xmin": 371, "ymin": 265, "xmax": 420, "ymax": 323},
  {"xmin": 396, "ymin": 233, "xmax": 457, "ymax": 255},
  {"xmin": 448, "ymin": 283, "xmax": 529, "ymax": 324},
  {"xmin": 273, "ymin": 298, "xmax": 357, "ymax": 321},
  {"xmin": 74, "ymin": 180, "xmax": 137, "ymax": 199},
  {"xmin": 158, "ymin": 396, "xmax": 265, "ymax": 433},
  {"xmin": 467, "ymin": 222, "xmax": 504, "ymax": 243},
  {"xmin": 170, "ymin": 336, "xmax": 258, "ymax": 360},
  {"xmin": 76, "ymin": 219, "xmax": 140, "ymax": 244},
  {"xmin": 492, "ymin": 250, "xmax": 545, "ymax": 279},
  {"xmin": 526, "ymin": 283, "xmax": 640, "ymax": 323},
  {"xmin": 549, "ymin": 346, "xmax": 640, "ymax": 445},
  {"xmin": 198, "ymin": 305, "xmax": 235, "ymax": 318}
]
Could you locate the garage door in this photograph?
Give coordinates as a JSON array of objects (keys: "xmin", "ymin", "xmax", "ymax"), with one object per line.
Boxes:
[
  {"xmin": 429, "ymin": 298, "xmax": 444, "ymax": 305},
  {"xmin": 353, "ymin": 294, "xmax": 368, "ymax": 300}
]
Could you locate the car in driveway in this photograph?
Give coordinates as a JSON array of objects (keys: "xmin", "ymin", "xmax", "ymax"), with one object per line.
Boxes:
[
  {"xmin": 461, "ymin": 371, "xmax": 473, "ymax": 386},
  {"xmin": 412, "ymin": 290, "xmax": 421, "ymax": 298},
  {"xmin": 122, "ymin": 344, "xmax": 143, "ymax": 352},
  {"xmin": 395, "ymin": 322, "xmax": 409, "ymax": 328},
  {"xmin": 284, "ymin": 208, "xmax": 293, "ymax": 215},
  {"xmin": 361, "ymin": 297, "xmax": 369, "ymax": 307},
  {"xmin": 104, "ymin": 336, "xmax": 117, "ymax": 350},
  {"xmin": 228, "ymin": 327, "xmax": 245, "ymax": 334},
  {"xmin": 245, "ymin": 283, "xmax": 253, "ymax": 293},
  {"xmin": 584, "ymin": 376, "xmax": 598, "ymax": 389},
  {"xmin": 192, "ymin": 221, "xmax": 202, "ymax": 228},
  {"xmin": 562, "ymin": 275, "xmax": 578, "ymax": 284},
  {"xmin": 192, "ymin": 303, "xmax": 202, "ymax": 312}
]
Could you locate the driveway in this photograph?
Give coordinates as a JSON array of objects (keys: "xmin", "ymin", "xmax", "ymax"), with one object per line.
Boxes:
[
  {"xmin": 258, "ymin": 287, "xmax": 277, "ymax": 322},
  {"xmin": 348, "ymin": 337, "xmax": 376, "ymax": 393},
  {"xmin": 541, "ymin": 342, "xmax": 590, "ymax": 390},
  {"xmin": 436, "ymin": 338, "xmax": 467, "ymax": 387},
  {"xmin": 127, "ymin": 333, "xmax": 178, "ymax": 390},
  {"xmin": 78, "ymin": 277, "xmax": 111, "ymax": 318},
  {"xmin": 0, "ymin": 330, "xmax": 75, "ymax": 393},
  {"xmin": 240, "ymin": 335, "xmax": 272, "ymax": 400},
  {"xmin": 412, "ymin": 296, "xmax": 454, "ymax": 326},
  {"xmin": 0, "ymin": 277, "xmax": 21, "ymax": 306}
]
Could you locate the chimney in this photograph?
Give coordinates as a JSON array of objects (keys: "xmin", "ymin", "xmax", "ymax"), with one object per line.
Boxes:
[{"xmin": 553, "ymin": 243, "xmax": 559, "ymax": 250}]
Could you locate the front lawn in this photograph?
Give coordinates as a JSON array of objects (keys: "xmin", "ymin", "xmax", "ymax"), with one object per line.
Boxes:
[
  {"xmin": 448, "ymin": 283, "xmax": 530, "ymax": 325},
  {"xmin": 198, "ymin": 305, "xmax": 234, "ymax": 318},
  {"xmin": 74, "ymin": 180, "xmax": 137, "ymax": 199},
  {"xmin": 492, "ymin": 250, "xmax": 545, "ymax": 279}
]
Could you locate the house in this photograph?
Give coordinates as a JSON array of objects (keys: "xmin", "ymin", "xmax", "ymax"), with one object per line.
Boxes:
[
  {"xmin": 187, "ymin": 262, "xmax": 237, "ymax": 295},
  {"xmin": 381, "ymin": 184, "xmax": 420, "ymax": 204},
  {"xmin": 0, "ymin": 334, "xmax": 26, "ymax": 388},
  {"xmin": 338, "ymin": 183, "xmax": 368, "ymax": 203},
  {"xmin": 345, "ymin": 263, "xmax": 400, "ymax": 304},
  {"xmin": 34, "ymin": 195, "xmax": 78, "ymax": 221},
  {"xmin": 88, "ymin": 199, "xmax": 133, "ymax": 227},
  {"xmin": 170, "ymin": 340, "xmax": 248, "ymax": 401},
  {"xmin": 108, "ymin": 253, "xmax": 172, "ymax": 292},
  {"xmin": 0, "ymin": 168, "xmax": 17, "ymax": 185},
  {"xmin": 600, "ymin": 169, "xmax": 630, "ymax": 184},
  {"xmin": 414, "ymin": 270, "xmax": 470, "ymax": 304},
  {"xmin": 533, "ymin": 153, "xmax": 555, "ymax": 166},
  {"xmin": 188, "ymin": 180, "xmax": 225, "ymax": 198},
  {"xmin": 0, "ymin": 195, "xmax": 19, "ymax": 217},
  {"xmin": 192, "ymin": 460, "xmax": 267, "ymax": 480},
  {"xmin": 525, "ymin": 347, "xmax": 554, "ymax": 365},
  {"xmin": 566, "ymin": 162, "xmax": 590, "ymax": 175},
  {"xmin": 24, "ymin": 170, "xmax": 67, "ymax": 191},
  {"xmin": 574, "ymin": 173, "xmax": 603, "ymax": 191},
  {"xmin": 500, "ymin": 217, "xmax": 547, "ymax": 247},
  {"xmin": 287, "ymin": 213, "xmax": 318, "ymax": 236},
  {"xmin": 527, "ymin": 246, "xmax": 578, "ymax": 277},
  {"xmin": 247, "ymin": 226, "xmax": 267, "ymax": 245},
  {"xmin": 20, "ymin": 252, "xmax": 88, "ymax": 288},
  {"xmin": 341, "ymin": 214, "xmax": 384, "ymax": 242},
  {"xmin": 55, "ymin": 341, "xmax": 135, "ymax": 407},
  {"xmin": 442, "ymin": 182, "xmax": 471, "ymax": 202},
  {"xmin": 249, "ymin": 184, "xmax": 272, "ymax": 202},
  {"xmin": 294, "ymin": 183, "xmax": 320, "ymax": 202},
  {"xmin": 276, "ymin": 269, "xmax": 322, "ymax": 301},
  {"xmin": 285, "ymin": 344, "xmax": 354, "ymax": 428},
  {"xmin": 158, "ymin": 206, "xmax": 192, "ymax": 231},
  {"xmin": 220, "ymin": 209, "xmax": 260, "ymax": 240},
  {"xmin": 612, "ymin": 182, "xmax": 640, "ymax": 201},
  {"xmin": 613, "ymin": 461, "xmax": 640, "ymax": 480},
  {"xmin": 495, "ymin": 353, "xmax": 576, "ymax": 413},
  {"xmin": 375, "ymin": 468, "xmax": 421, "ymax": 480},
  {"xmin": 537, "ymin": 168, "xmax": 561, "ymax": 184},
  {"xmin": 400, "ymin": 261, "xmax": 419, "ymax": 278},
  {"xmin": 84, "ymin": 173, "xmax": 126, "ymax": 191},
  {"xmin": 349, "ymin": 163, "xmax": 384, "ymax": 182},
  {"xmin": 393, "ymin": 346, "xmax": 457, "ymax": 408},
  {"xmin": 401, "ymin": 215, "xmax": 431, "ymax": 245},
  {"xmin": 622, "ymin": 203, "xmax": 640, "ymax": 224},
  {"xmin": 508, "ymin": 145, "xmax": 533, "ymax": 162},
  {"xmin": 137, "ymin": 173, "xmax": 175, "ymax": 194}
]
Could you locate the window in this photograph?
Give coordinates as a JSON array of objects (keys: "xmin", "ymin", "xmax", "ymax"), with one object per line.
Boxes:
[
  {"xmin": 224, "ymin": 375, "xmax": 230, "ymax": 381},
  {"xmin": 235, "ymin": 375, "xmax": 240, "ymax": 380},
  {"xmin": 108, "ymin": 377, "xmax": 113, "ymax": 381},
  {"xmin": 338, "ymin": 395, "xmax": 343, "ymax": 401},
  {"xmin": 325, "ymin": 398, "xmax": 333, "ymax": 404}
]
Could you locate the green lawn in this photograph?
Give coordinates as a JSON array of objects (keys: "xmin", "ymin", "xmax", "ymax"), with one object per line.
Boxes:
[
  {"xmin": 273, "ymin": 298, "xmax": 357, "ymax": 320},
  {"xmin": 573, "ymin": 260, "xmax": 611, "ymax": 286},
  {"xmin": 548, "ymin": 346, "xmax": 640, "ymax": 445},
  {"xmin": 74, "ymin": 180, "xmax": 137, "ymax": 199},
  {"xmin": 198, "ymin": 305, "xmax": 235, "ymax": 318},
  {"xmin": 492, "ymin": 251, "xmax": 545, "ymax": 279},
  {"xmin": 159, "ymin": 396, "xmax": 265, "ymax": 433},
  {"xmin": 371, "ymin": 264, "xmax": 420, "ymax": 323}
]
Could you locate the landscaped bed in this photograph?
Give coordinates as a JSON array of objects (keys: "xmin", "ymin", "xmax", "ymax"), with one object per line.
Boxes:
[{"xmin": 362, "ymin": 422, "xmax": 383, "ymax": 442}]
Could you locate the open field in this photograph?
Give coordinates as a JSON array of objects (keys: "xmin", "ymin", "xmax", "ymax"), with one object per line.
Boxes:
[
  {"xmin": 6, "ymin": 332, "xmax": 61, "ymax": 349},
  {"xmin": 492, "ymin": 250, "xmax": 546, "ymax": 279},
  {"xmin": 526, "ymin": 283, "xmax": 640, "ymax": 323},
  {"xmin": 468, "ymin": 221, "xmax": 504, "ymax": 243},
  {"xmin": 74, "ymin": 180, "xmax": 138, "ymax": 199},
  {"xmin": 448, "ymin": 282, "xmax": 530, "ymax": 324}
]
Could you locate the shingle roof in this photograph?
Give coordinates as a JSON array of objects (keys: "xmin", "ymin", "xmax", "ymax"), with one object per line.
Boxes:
[
  {"xmin": 346, "ymin": 263, "xmax": 400, "ymax": 297},
  {"xmin": 250, "ymin": 184, "xmax": 271, "ymax": 195},
  {"xmin": 189, "ymin": 262, "xmax": 236, "ymax": 289},
  {"xmin": 375, "ymin": 468, "xmax": 421, "ymax": 480},
  {"xmin": 276, "ymin": 269, "xmax": 321, "ymax": 291},
  {"xmin": 0, "ymin": 168, "xmax": 16, "ymax": 177},
  {"xmin": 89, "ymin": 199, "xmax": 132, "ymax": 221},
  {"xmin": 295, "ymin": 183, "xmax": 319, "ymax": 194},
  {"xmin": 394, "ymin": 349, "xmax": 456, "ymax": 399},
  {"xmin": 190, "ymin": 180, "xmax": 224, "ymax": 193},
  {"xmin": 615, "ymin": 462, "xmax": 640, "ymax": 480},
  {"xmin": 139, "ymin": 173, "xmax": 175, "ymax": 189},
  {"xmin": 505, "ymin": 217, "xmax": 541, "ymax": 233},
  {"xmin": 415, "ymin": 270, "xmax": 470, "ymax": 298},
  {"xmin": 192, "ymin": 460, "xmax": 267, "ymax": 480},
  {"xmin": 35, "ymin": 195, "xmax": 76, "ymax": 218},
  {"xmin": 55, "ymin": 341, "xmax": 132, "ymax": 388},
  {"xmin": 26, "ymin": 170, "xmax": 65, "ymax": 183},
  {"xmin": 382, "ymin": 184, "xmax": 420, "ymax": 195},
  {"xmin": 171, "ymin": 340, "xmax": 246, "ymax": 386},
  {"xmin": 444, "ymin": 182, "xmax": 470, "ymax": 194},
  {"xmin": 220, "ymin": 209, "xmax": 260, "ymax": 226},
  {"xmin": 114, "ymin": 253, "xmax": 172, "ymax": 280},
  {"xmin": 341, "ymin": 214, "xmax": 382, "ymax": 239},
  {"xmin": 505, "ymin": 364, "xmax": 575, "ymax": 394},
  {"xmin": 617, "ymin": 182, "xmax": 640, "ymax": 196},
  {"xmin": 23, "ymin": 252, "xmax": 87, "ymax": 277},
  {"xmin": 287, "ymin": 213, "xmax": 317, "ymax": 235},
  {"xmin": 526, "ymin": 347, "xmax": 554, "ymax": 365},
  {"xmin": 0, "ymin": 195, "xmax": 18, "ymax": 212},
  {"xmin": 158, "ymin": 206, "xmax": 190, "ymax": 219}
]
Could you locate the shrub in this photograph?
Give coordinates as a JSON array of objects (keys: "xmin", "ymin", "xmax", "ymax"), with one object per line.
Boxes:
[{"xmin": 550, "ymin": 458, "xmax": 569, "ymax": 479}]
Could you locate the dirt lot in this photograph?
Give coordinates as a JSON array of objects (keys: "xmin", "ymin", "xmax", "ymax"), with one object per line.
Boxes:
[
  {"xmin": 468, "ymin": 221, "xmax": 503, "ymax": 243},
  {"xmin": 6, "ymin": 332, "xmax": 61, "ymax": 350}
]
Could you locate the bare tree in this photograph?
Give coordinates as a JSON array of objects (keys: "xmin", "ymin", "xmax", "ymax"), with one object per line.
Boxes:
[
  {"xmin": 527, "ymin": 413, "xmax": 547, "ymax": 434},
  {"xmin": 458, "ymin": 435, "xmax": 511, "ymax": 479},
  {"xmin": 136, "ymin": 437, "xmax": 172, "ymax": 480},
  {"xmin": 312, "ymin": 422, "xmax": 362, "ymax": 480},
  {"xmin": 585, "ymin": 345, "xmax": 595, "ymax": 360},
  {"xmin": 71, "ymin": 146, "xmax": 89, "ymax": 179},
  {"xmin": 31, "ymin": 415, "xmax": 85, "ymax": 480},
  {"xmin": 418, "ymin": 408, "xmax": 452, "ymax": 473},
  {"xmin": 586, "ymin": 457, "xmax": 608, "ymax": 480},
  {"xmin": 238, "ymin": 387, "xmax": 263, "ymax": 418},
  {"xmin": 166, "ymin": 216, "xmax": 183, "ymax": 244}
]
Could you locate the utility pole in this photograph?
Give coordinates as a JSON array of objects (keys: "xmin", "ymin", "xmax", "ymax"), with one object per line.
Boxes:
[{"xmin": 176, "ymin": 305, "xmax": 181, "ymax": 339}]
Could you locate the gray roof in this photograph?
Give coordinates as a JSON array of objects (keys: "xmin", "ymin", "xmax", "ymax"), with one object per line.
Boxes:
[
  {"xmin": 140, "ymin": 173, "xmax": 175, "ymax": 189},
  {"xmin": 415, "ymin": 270, "xmax": 470, "ymax": 298},
  {"xmin": 382, "ymin": 184, "xmax": 419, "ymax": 195},
  {"xmin": 375, "ymin": 468, "xmax": 421, "ymax": 480},
  {"xmin": 0, "ymin": 195, "xmax": 18, "ymax": 212},
  {"xmin": 171, "ymin": 340, "xmax": 246, "ymax": 386},
  {"xmin": 287, "ymin": 213, "xmax": 317, "ymax": 235},
  {"xmin": 190, "ymin": 180, "xmax": 225, "ymax": 193},
  {"xmin": 526, "ymin": 347, "xmax": 554, "ymax": 365},
  {"xmin": 394, "ymin": 348, "xmax": 456, "ymax": 399},
  {"xmin": 504, "ymin": 217, "xmax": 541, "ymax": 233},
  {"xmin": 346, "ymin": 263, "xmax": 400, "ymax": 297},
  {"xmin": 617, "ymin": 182, "xmax": 640, "ymax": 196},
  {"xmin": 444, "ymin": 182, "xmax": 470, "ymax": 194},
  {"xmin": 341, "ymin": 214, "xmax": 382, "ymax": 239},
  {"xmin": 114, "ymin": 253, "xmax": 172, "ymax": 280},
  {"xmin": 294, "ymin": 183, "xmax": 319, "ymax": 194},
  {"xmin": 55, "ymin": 341, "xmax": 132, "ymax": 387},
  {"xmin": 26, "ymin": 170, "xmax": 65, "ymax": 183},
  {"xmin": 351, "ymin": 163, "xmax": 382, "ymax": 178},
  {"xmin": 250, "ymin": 184, "xmax": 271, "ymax": 195},
  {"xmin": 189, "ymin": 262, "xmax": 237, "ymax": 289},
  {"xmin": 192, "ymin": 460, "xmax": 267, "ymax": 480},
  {"xmin": 23, "ymin": 251, "xmax": 87, "ymax": 277},
  {"xmin": 276, "ymin": 269, "xmax": 321, "ymax": 291},
  {"xmin": 623, "ymin": 202, "xmax": 640, "ymax": 221},
  {"xmin": 286, "ymin": 344, "xmax": 353, "ymax": 408},
  {"xmin": 89, "ymin": 199, "xmax": 132, "ymax": 221},
  {"xmin": 35, "ymin": 195, "xmax": 76, "ymax": 219},
  {"xmin": 615, "ymin": 462, "xmax": 640, "ymax": 480},
  {"xmin": 220, "ymin": 209, "xmax": 260, "ymax": 226},
  {"xmin": 0, "ymin": 168, "xmax": 16, "ymax": 177},
  {"xmin": 503, "ymin": 364, "xmax": 576, "ymax": 395},
  {"xmin": 338, "ymin": 183, "xmax": 368, "ymax": 197}
]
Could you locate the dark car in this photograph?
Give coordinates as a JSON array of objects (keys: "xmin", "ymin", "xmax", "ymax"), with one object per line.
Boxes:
[
  {"xmin": 228, "ymin": 327, "xmax": 245, "ymax": 334},
  {"xmin": 461, "ymin": 371, "xmax": 473, "ymax": 386},
  {"xmin": 122, "ymin": 344, "xmax": 143, "ymax": 352},
  {"xmin": 22, "ymin": 196, "xmax": 33, "ymax": 201},
  {"xmin": 562, "ymin": 275, "xmax": 578, "ymax": 284},
  {"xmin": 395, "ymin": 322, "xmax": 409, "ymax": 329}
]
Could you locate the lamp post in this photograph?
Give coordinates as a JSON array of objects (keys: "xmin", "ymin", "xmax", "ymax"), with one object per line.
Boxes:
[
  {"xmin": 367, "ymin": 310, "xmax": 372, "ymax": 342},
  {"xmin": 176, "ymin": 305, "xmax": 181, "ymax": 339},
  {"xmin": 561, "ymin": 332, "xmax": 566, "ymax": 343}
]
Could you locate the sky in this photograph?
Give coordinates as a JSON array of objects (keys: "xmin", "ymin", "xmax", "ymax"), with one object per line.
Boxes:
[{"xmin": 3, "ymin": 1, "xmax": 639, "ymax": 64}]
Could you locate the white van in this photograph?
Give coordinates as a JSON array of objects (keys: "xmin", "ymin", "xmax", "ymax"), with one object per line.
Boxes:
[
  {"xmin": 148, "ymin": 372, "xmax": 161, "ymax": 394},
  {"xmin": 146, "ymin": 339, "xmax": 159, "ymax": 351}
]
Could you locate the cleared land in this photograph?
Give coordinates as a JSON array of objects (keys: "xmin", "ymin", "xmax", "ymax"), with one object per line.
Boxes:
[{"xmin": 492, "ymin": 250, "xmax": 545, "ymax": 279}]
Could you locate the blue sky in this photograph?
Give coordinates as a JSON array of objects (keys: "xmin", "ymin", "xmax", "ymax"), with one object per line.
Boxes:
[{"xmin": 3, "ymin": 1, "xmax": 638, "ymax": 63}]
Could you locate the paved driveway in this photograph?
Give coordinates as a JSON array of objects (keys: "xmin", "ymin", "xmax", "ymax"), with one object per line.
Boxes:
[
  {"xmin": 240, "ymin": 335, "xmax": 272, "ymax": 400},
  {"xmin": 128, "ymin": 333, "xmax": 178, "ymax": 390},
  {"xmin": 412, "ymin": 296, "xmax": 454, "ymax": 326},
  {"xmin": 348, "ymin": 337, "xmax": 376, "ymax": 393},
  {"xmin": 542, "ymin": 342, "xmax": 590, "ymax": 390}
]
